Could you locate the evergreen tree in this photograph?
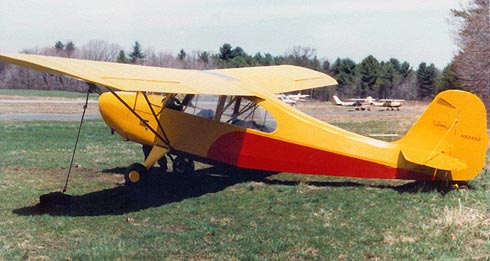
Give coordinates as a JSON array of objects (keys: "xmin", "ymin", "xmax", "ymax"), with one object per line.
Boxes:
[
  {"xmin": 218, "ymin": 43, "xmax": 233, "ymax": 60},
  {"xmin": 322, "ymin": 60, "xmax": 331, "ymax": 73},
  {"xmin": 129, "ymin": 41, "xmax": 145, "ymax": 64},
  {"xmin": 178, "ymin": 49, "xmax": 186, "ymax": 61},
  {"xmin": 197, "ymin": 51, "xmax": 209, "ymax": 64},
  {"xmin": 399, "ymin": 61, "xmax": 412, "ymax": 80},
  {"xmin": 117, "ymin": 50, "xmax": 128, "ymax": 63},
  {"xmin": 377, "ymin": 62, "xmax": 396, "ymax": 99},
  {"xmin": 231, "ymin": 46, "xmax": 246, "ymax": 58},
  {"xmin": 416, "ymin": 62, "xmax": 438, "ymax": 99},
  {"xmin": 331, "ymin": 58, "xmax": 357, "ymax": 96},
  {"xmin": 216, "ymin": 44, "xmax": 252, "ymax": 68},
  {"xmin": 359, "ymin": 55, "xmax": 380, "ymax": 97},
  {"xmin": 388, "ymin": 58, "xmax": 401, "ymax": 73},
  {"xmin": 263, "ymin": 53, "xmax": 274, "ymax": 66},
  {"xmin": 436, "ymin": 62, "xmax": 458, "ymax": 93},
  {"xmin": 252, "ymin": 52, "xmax": 274, "ymax": 66},
  {"xmin": 65, "ymin": 41, "xmax": 75, "ymax": 57},
  {"xmin": 55, "ymin": 41, "xmax": 64, "ymax": 53},
  {"xmin": 253, "ymin": 52, "xmax": 264, "ymax": 65}
]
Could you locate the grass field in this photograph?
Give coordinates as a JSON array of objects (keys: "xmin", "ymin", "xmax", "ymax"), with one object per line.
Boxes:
[{"xmin": 1, "ymin": 100, "xmax": 489, "ymax": 259}]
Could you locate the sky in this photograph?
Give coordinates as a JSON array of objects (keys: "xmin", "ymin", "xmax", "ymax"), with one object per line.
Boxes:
[{"xmin": 0, "ymin": 0, "xmax": 468, "ymax": 68}]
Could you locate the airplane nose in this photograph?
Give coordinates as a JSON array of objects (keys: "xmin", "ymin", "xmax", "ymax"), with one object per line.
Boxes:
[
  {"xmin": 98, "ymin": 91, "xmax": 159, "ymax": 145},
  {"xmin": 99, "ymin": 92, "xmax": 131, "ymax": 140}
]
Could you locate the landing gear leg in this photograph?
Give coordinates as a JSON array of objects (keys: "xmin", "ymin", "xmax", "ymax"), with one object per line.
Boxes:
[{"xmin": 142, "ymin": 145, "xmax": 168, "ymax": 171}]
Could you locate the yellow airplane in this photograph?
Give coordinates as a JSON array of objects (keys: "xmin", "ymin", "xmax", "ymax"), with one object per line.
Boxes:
[{"xmin": 0, "ymin": 54, "xmax": 488, "ymax": 186}]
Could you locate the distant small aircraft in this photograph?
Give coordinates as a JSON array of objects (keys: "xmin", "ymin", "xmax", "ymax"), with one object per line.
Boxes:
[
  {"xmin": 277, "ymin": 92, "xmax": 310, "ymax": 105},
  {"xmin": 0, "ymin": 54, "xmax": 488, "ymax": 187},
  {"xmin": 276, "ymin": 94, "xmax": 297, "ymax": 106},
  {"xmin": 333, "ymin": 95, "xmax": 403, "ymax": 110},
  {"xmin": 364, "ymin": 97, "xmax": 404, "ymax": 110},
  {"xmin": 332, "ymin": 95, "xmax": 368, "ymax": 110},
  {"xmin": 285, "ymin": 92, "xmax": 309, "ymax": 102}
]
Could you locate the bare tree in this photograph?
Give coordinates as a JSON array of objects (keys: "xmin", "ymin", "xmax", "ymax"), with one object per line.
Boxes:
[
  {"xmin": 80, "ymin": 39, "xmax": 121, "ymax": 61},
  {"xmin": 451, "ymin": 0, "xmax": 490, "ymax": 105},
  {"xmin": 284, "ymin": 46, "xmax": 319, "ymax": 69},
  {"xmin": 145, "ymin": 49, "xmax": 178, "ymax": 68}
]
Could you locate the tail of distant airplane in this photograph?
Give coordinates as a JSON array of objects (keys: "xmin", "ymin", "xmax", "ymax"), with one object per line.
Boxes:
[
  {"xmin": 332, "ymin": 95, "xmax": 343, "ymax": 106},
  {"xmin": 398, "ymin": 90, "xmax": 488, "ymax": 181}
]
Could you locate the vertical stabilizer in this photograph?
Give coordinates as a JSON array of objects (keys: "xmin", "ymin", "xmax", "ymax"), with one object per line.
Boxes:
[{"xmin": 399, "ymin": 90, "xmax": 488, "ymax": 181}]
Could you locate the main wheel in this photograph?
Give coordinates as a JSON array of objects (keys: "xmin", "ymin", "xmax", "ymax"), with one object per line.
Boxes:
[
  {"xmin": 125, "ymin": 163, "xmax": 148, "ymax": 186},
  {"xmin": 173, "ymin": 156, "xmax": 195, "ymax": 175}
]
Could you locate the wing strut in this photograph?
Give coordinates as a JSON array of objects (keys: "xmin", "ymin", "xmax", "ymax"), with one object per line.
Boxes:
[
  {"xmin": 141, "ymin": 92, "xmax": 171, "ymax": 148},
  {"xmin": 106, "ymin": 88, "xmax": 172, "ymax": 149}
]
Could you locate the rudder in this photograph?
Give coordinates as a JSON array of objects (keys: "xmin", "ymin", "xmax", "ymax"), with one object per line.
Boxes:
[{"xmin": 398, "ymin": 90, "xmax": 488, "ymax": 181}]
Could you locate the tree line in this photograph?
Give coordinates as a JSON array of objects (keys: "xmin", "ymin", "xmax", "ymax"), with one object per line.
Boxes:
[
  {"xmin": 0, "ymin": 0, "xmax": 487, "ymax": 105},
  {"xmin": 0, "ymin": 41, "xmax": 446, "ymax": 101}
]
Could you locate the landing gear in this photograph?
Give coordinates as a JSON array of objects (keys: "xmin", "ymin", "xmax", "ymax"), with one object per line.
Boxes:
[
  {"xmin": 125, "ymin": 163, "xmax": 148, "ymax": 186},
  {"xmin": 173, "ymin": 156, "xmax": 195, "ymax": 175},
  {"xmin": 142, "ymin": 144, "xmax": 168, "ymax": 171}
]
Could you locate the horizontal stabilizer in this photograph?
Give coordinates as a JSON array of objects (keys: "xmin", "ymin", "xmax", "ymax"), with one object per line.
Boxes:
[{"xmin": 401, "ymin": 148, "xmax": 467, "ymax": 171}]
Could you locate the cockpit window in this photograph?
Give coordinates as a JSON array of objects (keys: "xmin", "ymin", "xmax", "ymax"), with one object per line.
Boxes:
[
  {"xmin": 182, "ymin": 95, "xmax": 218, "ymax": 119},
  {"xmin": 182, "ymin": 95, "xmax": 276, "ymax": 133}
]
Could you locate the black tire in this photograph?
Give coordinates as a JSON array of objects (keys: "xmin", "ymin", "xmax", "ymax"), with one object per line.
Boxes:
[
  {"xmin": 125, "ymin": 163, "xmax": 148, "ymax": 186},
  {"xmin": 173, "ymin": 156, "xmax": 195, "ymax": 175},
  {"xmin": 167, "ymin": 97, "xmax": 183, "ymax": 111}
]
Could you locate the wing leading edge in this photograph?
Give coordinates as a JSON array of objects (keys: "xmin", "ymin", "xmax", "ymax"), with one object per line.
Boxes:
[{"xmin": 0, "ymin": 54, "xmax": 337, "ymax": 96}]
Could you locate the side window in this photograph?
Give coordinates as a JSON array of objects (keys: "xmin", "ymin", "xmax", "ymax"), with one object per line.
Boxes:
[
  {"xmin": 221, "ymin": 96, "xmax": 277, "ymax": 133},
  {"xmin": 183, "ymin": 95, "xmax": 276, "ymax": 133},
  {"xmin": 182, "ymin": 95, "xmax": 218, "ymax": 119}
]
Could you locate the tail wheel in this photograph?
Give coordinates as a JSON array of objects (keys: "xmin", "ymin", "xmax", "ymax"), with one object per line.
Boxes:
[
  {"xmin": 125, "ymin": 163, "xmax": 148, "ymax": 186},
  {"xmin": 173, "ymin": 156, "xmax": 195, "ymax": 175}
]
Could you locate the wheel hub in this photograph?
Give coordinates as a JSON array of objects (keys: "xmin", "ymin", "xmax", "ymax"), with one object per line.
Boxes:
[{"xmin": 128, "ymin": 170, "xmax": 140, "ymax": 183}]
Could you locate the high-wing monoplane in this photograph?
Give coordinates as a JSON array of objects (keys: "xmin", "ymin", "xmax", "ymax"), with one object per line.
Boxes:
[
  {"xmin": 277, "ymin": 92, "xmax": 309, "ymax": 105},
  {"xmin": 1, "ymin": 54, "xmax": 488, "ymax": 186},
  {"xmin": 332, "ymin": 95, "xmax": 368, "ymax": 110},
  {"xmin": 284, "ymin": 92, "xmax": 309, "ymax": 102},
  {"xmin": 364, "ymin": 97, "xmax": 404, "ymax": 110},
  {"xmin": 334, "ymin": 95, "xmax": 403, "ymax": 110}
]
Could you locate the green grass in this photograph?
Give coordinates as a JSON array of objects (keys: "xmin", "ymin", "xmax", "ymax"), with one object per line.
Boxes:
[
  {"xmin": 0, "ymin": 120, "xmax": 489, "ymax": 260},
  {"xmin": 331, "ymin": 120, "xmax": 415, "ymax": 141},
  {"xmin": 0, "ymin": 120, "xmax": 140, "ymax": 169},
  {"xmin": 0, "ymin": 89, "xmax": 90, "ymax": 98}
]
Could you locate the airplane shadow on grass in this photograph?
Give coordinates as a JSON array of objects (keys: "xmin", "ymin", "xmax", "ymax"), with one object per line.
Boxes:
[
  {"xmin": 13, "ymin": 166, "xmax": 274, "ymax": 217},
  {"xmin": 13, "ymin": 167, "xmax": 456, "ymax": 217}
]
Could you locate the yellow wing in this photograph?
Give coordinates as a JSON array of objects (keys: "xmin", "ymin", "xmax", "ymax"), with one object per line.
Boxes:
[{"xmin": 0, "ymin": 54, "xmax": 337, "ymax": 96}]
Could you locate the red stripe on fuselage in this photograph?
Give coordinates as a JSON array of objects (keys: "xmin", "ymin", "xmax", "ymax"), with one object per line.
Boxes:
[{"xmin": 207, "ymin": 131, "xmax": 432, "ymax": 181}]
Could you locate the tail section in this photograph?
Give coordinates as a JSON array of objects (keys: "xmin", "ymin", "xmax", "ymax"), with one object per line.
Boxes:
[
  {"xmin": 398, "ymin": 90, "xmax": 488, "ymax": 181},
  {"xmin": 332, "ymin": 95, "xmax": 344, "ymax": 106}
]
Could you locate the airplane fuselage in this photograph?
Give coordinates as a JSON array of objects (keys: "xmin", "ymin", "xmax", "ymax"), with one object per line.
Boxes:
[{"xmin": 99, "ymin": 91, "xmax": 487, "ymax": 182}]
